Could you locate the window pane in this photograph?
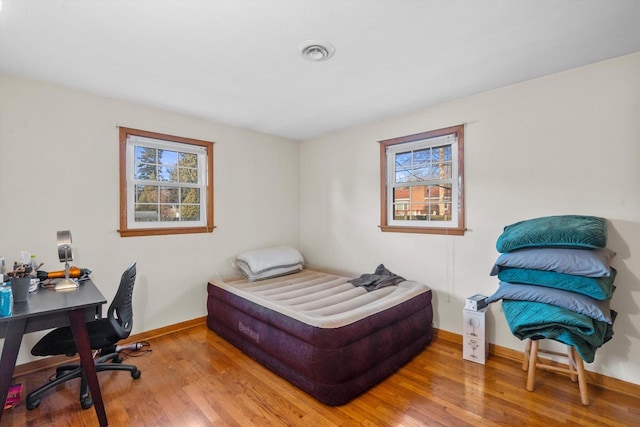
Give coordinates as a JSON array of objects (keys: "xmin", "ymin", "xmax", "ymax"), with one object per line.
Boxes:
[
  {"xmin": 444, "ymin": 161, "xmax": 453, "ymax": 179},
  {"xmin": 428, "ymin": 203, "xmax": 452, "ymax": 221},
  {"xmin": 134, "ymin": 204, "xmax": 158, "ymax": 222},
  {"xmin": 411, "ymin": 186, "xmax": 429, "ymax": 220},
  {"xmin": 410, "ymin": 203, "xmax": 428, "ymax": 220},
  {"xmin": 178, "ymin": 167, "xmax": 198, "ymax": 184},
  {"xmin": 395, "ymin": 169, "xmax": 411, "ymax": 183},
  {"xmin": 159, "ymin": 150, "xmax": 178, "ymax": 166},
  {"xmin": 181, "ymin": 188, "xmax": 200, "ymax": 204},
  {"xmin": 431, "ymin": 160, "xmax": 452, "ymax": 179},
  {"xmin": 180, "ymin": 205, "xmax": 200, "ymax": 221},
  {"xmin": 393, "ymin": 204, "xmax": 407, "ymax": 220},
  {"xmin": 429, "ymin": 184, "xmax": 452, "ymax": 220},
  {"xmin": 159, "ymin": 204, "xmax": 180, "ymax": 221},
  {"xmin": 135, "ymin": 146, "xmax": 157, "ymax": 164},
  {"xmin": 431, "ymin": 146, "xmax": 440, "ymax": 161},
  {"xmin": 135, "ymin": 185, "xmax": 158, "ymax": 203},
  {"xmin": 443, "ymin": 145, "xmax": 452, "ymax": 160},
  {"xmin": 432, "ymin": 183, "xmax": 452, "ymax": 200},
  {"xmin": 412, "ymin": 149, "xmax": 430, "ymax": 181},
  {"xmin": 158, "ymin": 165, "xmax": 176, "ymax": 182},
  {"xmin": 135, "ymin": 162, "xmax": 157, "ymax": 181},
  {"xmin": 179, "ymin": 152, "xmax": 197, "ymax": 166},
  {"xmin": 392, "ymin": 186, "xmax": 410, "ymax": 220},
  {"xmin": 393, "ymin": 186, "xmax": 410, "ymax": 202},
  {"xmin": 410, "ymin": 185, "xmax": 428, "ymax": 201},
  {"xmin": 395, "ymin": 151, "xmax": 412, "ymax": 183},
  {"xmin": 157, "ymin": 150, "xmax": 178, "ymax": 182},
  {"xmin": 134, "ymin": 147, "xmax": 157, "ymax": 181},
  {"xmin": 160, "ymin": 187, "xmax": 179, "ymax": 203},
  {"xmin": 431, "ymin": 144, "xmax": 452, "ymax": 160}
]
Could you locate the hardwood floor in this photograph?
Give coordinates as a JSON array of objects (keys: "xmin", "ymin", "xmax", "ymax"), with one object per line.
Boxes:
[{"xmin": 3, "ymin": 322, "xmax": 638, "ymax": 426}]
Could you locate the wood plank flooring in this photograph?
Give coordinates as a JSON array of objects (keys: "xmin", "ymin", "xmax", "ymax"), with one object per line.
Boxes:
[{"xmin": 2, "ymin": 323, "xmax": 638, "ymax": 426}]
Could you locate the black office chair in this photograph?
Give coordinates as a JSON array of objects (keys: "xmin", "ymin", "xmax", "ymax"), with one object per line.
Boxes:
[{"xmin": 26, "ymin": 261, "xmax": 141, "ymax": 410}]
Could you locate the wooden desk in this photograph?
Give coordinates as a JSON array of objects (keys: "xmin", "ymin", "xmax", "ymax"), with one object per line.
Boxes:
[{"xmin": 0, "ymin": 280, "xmax": 108, "ymax": 426}]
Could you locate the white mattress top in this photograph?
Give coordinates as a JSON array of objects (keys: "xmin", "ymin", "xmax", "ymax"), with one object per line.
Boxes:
[{"xmin": 210, "ymin": 269, "xmax": 430, "ymax": 328}]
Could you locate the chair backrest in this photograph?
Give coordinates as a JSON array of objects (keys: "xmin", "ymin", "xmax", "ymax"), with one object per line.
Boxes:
[{"xmin": 107, "ymin": 261, "xmax": 137, "ymax": 340}]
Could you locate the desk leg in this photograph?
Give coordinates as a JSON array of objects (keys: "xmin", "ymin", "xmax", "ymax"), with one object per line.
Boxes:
[
  {"xmin": 0, "ymin": 318, "xmax": 27, "ymax": 424},
  {"xmin": 68, "ymin": 310, "xmax": 108, "ymax": 427}
]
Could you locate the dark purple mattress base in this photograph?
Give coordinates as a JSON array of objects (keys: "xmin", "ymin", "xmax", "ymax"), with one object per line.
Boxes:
[{"xmin": 206, "ymin": 282, "xmax": 433, "ymax": 405}]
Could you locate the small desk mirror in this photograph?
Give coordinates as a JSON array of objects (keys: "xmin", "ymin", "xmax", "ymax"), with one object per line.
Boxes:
[{"xmin": 55, "ymin": 230, "xmax": 79, "ymax": 291}]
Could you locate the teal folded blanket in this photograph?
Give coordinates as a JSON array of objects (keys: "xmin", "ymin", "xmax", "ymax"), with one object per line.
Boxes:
[
  {"xmin": 502, "ymin": 300, "xmax": 615, "ymax": 363},
  {"xmin": 496, "ymin": 215, "xmax": 607, "ymax": 253},
  {"xmin": 497, "ymin": 267, "xmax": 616, "ymax": 300}
]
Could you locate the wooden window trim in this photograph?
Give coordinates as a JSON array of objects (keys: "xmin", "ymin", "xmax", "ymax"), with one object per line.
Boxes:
[
  {"xmin": 379, "ymin": 124, "xmax": 465, "ymax": 235},
  {"xmin": 118, "ymin": 127, "xmax": 215, "ymax": 237}
]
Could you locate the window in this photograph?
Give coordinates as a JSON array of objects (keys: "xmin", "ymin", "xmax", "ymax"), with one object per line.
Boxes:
[
  {"xmin": 118, "ymin": 127, "xmax": 214, "ymax": 237},
  {"xmin": 379, "ymin": 124, "xmax": 465, "ymax": 235}
]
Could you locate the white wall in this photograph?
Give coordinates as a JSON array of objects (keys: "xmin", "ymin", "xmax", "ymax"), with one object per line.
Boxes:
[
  {"xmin": 299, "ymin": 53, "xmax": 640, "ymax": 384},
  {"xmin": 0, "ymin": 74, "xmax": 300, "ymax": 364}
]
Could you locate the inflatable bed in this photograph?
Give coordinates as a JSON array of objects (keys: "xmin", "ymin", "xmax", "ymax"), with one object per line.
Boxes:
[{"xmin": 206, "ymin": 247, "xmax": 433, "ymax": 405}]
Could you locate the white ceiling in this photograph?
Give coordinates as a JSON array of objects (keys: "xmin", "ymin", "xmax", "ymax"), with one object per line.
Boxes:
[{"xmin": 1, "ymin": 0, "xmax": 639, "ymax": 141}]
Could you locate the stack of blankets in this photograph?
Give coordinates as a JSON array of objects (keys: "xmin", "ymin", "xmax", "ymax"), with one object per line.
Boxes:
[{"xmin": 487, "ymin": 215, "xmax": 617, "ymax": 363}]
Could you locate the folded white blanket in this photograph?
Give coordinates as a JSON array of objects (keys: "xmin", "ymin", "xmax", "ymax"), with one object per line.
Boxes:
[{"xmin": 236, "ymin": 246, "xmax": 304, "ymax": 281}]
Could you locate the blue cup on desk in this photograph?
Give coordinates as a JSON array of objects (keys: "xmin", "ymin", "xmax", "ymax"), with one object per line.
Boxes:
[
  {"xmin": 0, "ymin": 287, "xmax": 12, "ymax": 316},
  {"xmin": 10, "ymin": 277, "xmax": 31, "ymax": 302}
]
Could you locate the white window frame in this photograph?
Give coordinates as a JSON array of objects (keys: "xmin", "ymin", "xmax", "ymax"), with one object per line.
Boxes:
[
  {"xmin": 379, "ymin": 125, "xmax": 465, "ymax": 235},
  {"xmin": 118, "ymin": 127, "xmax": 215, "ymax": 237}
]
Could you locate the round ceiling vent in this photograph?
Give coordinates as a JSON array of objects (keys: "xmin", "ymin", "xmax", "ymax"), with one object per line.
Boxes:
[{"xmin": 299, "ymin": 41, "xmax": 335, "ymax": 62}]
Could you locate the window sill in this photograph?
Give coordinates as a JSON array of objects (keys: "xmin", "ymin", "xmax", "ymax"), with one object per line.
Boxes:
[
  {"xmin": 118, "ymin": 226, "xmax": 215, "ymax": 237},
  {"xmin": 379, "ymin": 225, "xmax": 465, "ymax": 236}
]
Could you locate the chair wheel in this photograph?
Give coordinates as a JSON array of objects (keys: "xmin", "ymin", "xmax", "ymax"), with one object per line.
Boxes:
[
  {"xmin": 81, "ymin": 396, "xmax": 93, "ymax": 410},
  {"xmin": 26, "ymin": 397, "xmax": 40, "ymax": 410},
  {"xmin": 132, "ymin": 369, "xmax": 141, "ymax": 379}
]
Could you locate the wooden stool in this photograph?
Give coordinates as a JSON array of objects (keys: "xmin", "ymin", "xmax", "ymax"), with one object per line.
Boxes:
[{"xmin": 522, "ymin": 339, "xmax": 589, "ymax": 405}]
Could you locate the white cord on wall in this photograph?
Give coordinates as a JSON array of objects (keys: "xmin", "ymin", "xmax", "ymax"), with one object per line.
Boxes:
[{"xmin": 445, "ymin": 229, "xmax": 455, "ymax": 303}]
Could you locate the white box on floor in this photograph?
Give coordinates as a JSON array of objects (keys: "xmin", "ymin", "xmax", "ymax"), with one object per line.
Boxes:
[
  {"xmin": 463, "ymin": 307, "xmax": 489, "ymax": 364},
  {"xmin": 464, "ymin": 294, "xmax": 487, "ymax": 311}
]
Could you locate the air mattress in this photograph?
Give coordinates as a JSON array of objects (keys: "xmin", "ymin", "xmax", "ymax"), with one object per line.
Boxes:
[{"xmin": 206, "ymin": 269, "xmax": 433, "ymax": 405}]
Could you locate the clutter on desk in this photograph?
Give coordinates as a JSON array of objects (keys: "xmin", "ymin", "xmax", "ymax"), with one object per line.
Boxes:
[
  {"xmin": 0, "ymin": 250, "xmax": 91, "ymax": 309},
  {"xmin": 1, "ymin": 258, "xmax": 91, "ymax": 284},
  {"xmin": 5, "ymin": 263, "xmax": 34, "ymax": 278},
  {"xmin": 2, "ymin": 250, "xmax": 40, "ymax": 280}
]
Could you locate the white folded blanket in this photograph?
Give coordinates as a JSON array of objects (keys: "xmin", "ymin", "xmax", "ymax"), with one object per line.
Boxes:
[{"xmin": 236, "ymin": 246, "xmax": 304, "ymax": 281}]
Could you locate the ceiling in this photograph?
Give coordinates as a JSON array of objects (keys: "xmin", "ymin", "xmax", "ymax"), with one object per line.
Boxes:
[{"xmin": 1, "ymin": 1, "xmax": 639, "ymax": 141}]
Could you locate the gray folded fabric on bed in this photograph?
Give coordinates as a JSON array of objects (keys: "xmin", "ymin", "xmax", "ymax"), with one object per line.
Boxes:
[
  {"xmin": 236, "ymin": 260, "xmax": 303, "ymax": 282},
  {"xmin": 348, "ymin": 264, "xmax": 406, "ymax": 292}
]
